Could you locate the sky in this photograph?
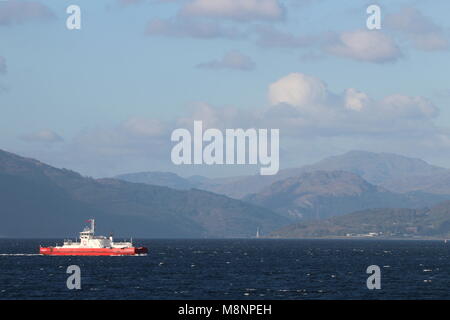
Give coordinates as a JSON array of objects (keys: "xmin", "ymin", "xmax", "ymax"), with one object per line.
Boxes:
[{"xmin": 0, "ymin": 0, "xmax": 450, "ymax": 178}]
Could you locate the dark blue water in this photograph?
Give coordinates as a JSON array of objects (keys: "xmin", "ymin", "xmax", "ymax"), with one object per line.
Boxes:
[{"xmin": 1, "ymin": 239, "xmax": 450, "ymax": 299}]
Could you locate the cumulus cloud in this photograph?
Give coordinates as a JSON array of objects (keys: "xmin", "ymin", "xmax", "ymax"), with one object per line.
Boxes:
[
  {"xmin": 142, "ymin": 4, "xmax": 445, "ymax": 64},
  {"xmin": 0, "ymin": 1, "xmax": 55, "ymax": 26},
  {"xmin": 379, "ymin": 94, "xmax": 439, "ymax": 119},
  {"xmin": 386, "ymin": 7, "xmax": 449, "ymax": 51},
  {"xmin": 0, "ymin": 56, "xmax": 6, "ymax": 74},
  {"xmin": 20, "ymin": 130, "xmax": 64, "ymax": 143},
  {"xmin": 324, "ymin": 30, "xmax": 402, "ymax": 63},
  {"xmin": 145, "ymin": 18, "xmax": 243, "ymax": 39},
  {"xmin": 113, "ymin": 73, "xmax": 439, "ymax": 142},
  {"xmin": 265, "ymin": 72, "xmax": 439, "ymax": 136},
  {"xmin": 28, "ymin": 72, "xmax": 444, "ymax": 177},
  {"xmin": 167, "ymin": 81, "xmax": 439, "ymax": 140},
  {"xmin": 181, "ymin": 0, "xmax": 284, "ymax": 22},
  {"xmin": 196, "ymin": 51, "xmax": 255, "ymax": 71},
  {"xmin": 268, "ymin": 73, "xmax": 328, "ymax": 108},
  {"xmin": 344, "ymin": 88, "xmax": 369, "ymax": 111}
]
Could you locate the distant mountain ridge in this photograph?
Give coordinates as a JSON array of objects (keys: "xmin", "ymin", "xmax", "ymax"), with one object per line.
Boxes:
[
  {"xmin": 244, "ymin": 170, "xmax": 450, "ymax": 220},
  {"xmin": 5, "ymin": 148, "xmax": 450, "ymax": 238},
  {"xmin": 228, "ymin": 150, "xmax": 450, "ymax": 198},
  {"xmin": 115, "ymin": 171, "xmax": 199, "ymax": 190},
  {"xmin": 299, "ymin": 150, "xmax": 449, "ymax": 193},
  {"xmin": 115, "ymin": 150, "xmax": 450, "ymax": 199},
  {"xmin": 0, "ymin": 149, "xmax": 289, "ymax": 238},
  {"xmin": 115, "ymin": 171, "xmax": 239, "ymax": 193}
]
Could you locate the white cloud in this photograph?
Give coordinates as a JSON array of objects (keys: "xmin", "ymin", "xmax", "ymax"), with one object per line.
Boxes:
[
  {"xmin": 181, "ymin": 0, "xmax": 284, "ymax": 21},
  {"xmin": 379, "ymin": 94, "xmax": 438, "ymax": 120},
  {"xmin": 265, "ymin": 72, "xmax": 439, "ymax": 137},
  {"xmin": 24, "ymin": 74, "xmax": 443, "ymax": 177},
  {"xmin": 0, "ymin": 1, "xmax": 55, "ymax": 26},
  {"xmin": 386, "ymin": 7, "xmax": 449, "ymax": 51},
  {"xmin": 325, "ymin": 30, "xmax": 402, "ymax": 63},
  {"xmin": 20, "ymin": 130, "xmax": 63, "ymax": 143},
  {"xmin": 196, "ymin": 51, "xmax": 255, "ymax": 71},
  {"xmin": 344, "ymin": 88, "xmax": 369, "ymax": 111},
  {"xmin": 268, "ymin": 73, "xmax": 328, "ymax": 108}
]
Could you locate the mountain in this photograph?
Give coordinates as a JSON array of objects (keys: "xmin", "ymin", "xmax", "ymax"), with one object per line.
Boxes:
[
  {"xmin": 299, "ymin": 150, "xmax": 449, "ymax": 191},
  {"xmin": 0, "ymin": 171, "xmax": 105, "ymax": 238},
  {"xmin": 244, "ymin": 170, "xmax": 450, "ymax": 220},
  {"xmin": 193, "ymin": 150, "xmax": 450, "ymax": 199},
  {"xmin": 115, "ymin": 170, "xmax": 296, "ymax": 199},
  {"xmin": 270, "ymin": 200, "xmax": 450, "ymax": 239},
  {"xmin": 115, "ymin": 171, "xmax": 198, "ymax": 190},
  {"xmin": 379, "ymin": 171, "xmax": 450, "ymax": 195},
  {"xmin": 0, "ymin": 149, "xmax": 289, "ymax": 238},
  {"xmin": 112, "ymin": 151, "xmax": 450, "ymax": 201},
  {"xmin": 115, "ymin": 171, "xmax": 243, "ymax": 194}
]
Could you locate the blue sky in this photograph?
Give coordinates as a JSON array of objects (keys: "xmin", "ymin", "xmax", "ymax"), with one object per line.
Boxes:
[{"xmin": 1, "ymin": 0, "xmax": 450, "ymax": 177}]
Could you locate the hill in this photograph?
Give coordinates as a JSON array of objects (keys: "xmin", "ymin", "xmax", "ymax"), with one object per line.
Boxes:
[
  {"xmin": 270, "ymin": 200, "xmax": 450, "ymax": 239},
  {"xmin": 115, "ymin": 171, "xmax": 198, "ymax": 190},
  {"xmin": 244, "ymin": 170, "xmax": 450, "ymax": 220},
  {"xmin": 164, "ymin": 150, "xmax": 450, "ymax": 199},
  {"xmin": 0, "ymin": 149, "xmax": 289, "ymax": 238},
  {"xmin": 300, "ymin": 150, "xmax": 450, "ymax": 194}
]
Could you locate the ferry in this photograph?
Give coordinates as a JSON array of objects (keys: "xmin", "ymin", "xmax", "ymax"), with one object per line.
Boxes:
[{"xmin": 39, "ymin": 219, "xmax": 148, "ymax": 256}]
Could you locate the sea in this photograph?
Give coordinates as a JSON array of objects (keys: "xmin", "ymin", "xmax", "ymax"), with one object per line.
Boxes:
[{"xmin": 1, "ymin": 239, "xmax": 450, "ymax": 300}]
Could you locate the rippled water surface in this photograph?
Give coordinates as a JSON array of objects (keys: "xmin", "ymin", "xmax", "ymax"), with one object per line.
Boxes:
[{"xmin": 1, "ymin": 239, "xmax": 450, "ymax": 299}]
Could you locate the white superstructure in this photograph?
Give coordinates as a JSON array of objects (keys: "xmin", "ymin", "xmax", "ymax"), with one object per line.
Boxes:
[{"xmin": 58, "ymin": 219, "xmax": 133, "ymax": 249}]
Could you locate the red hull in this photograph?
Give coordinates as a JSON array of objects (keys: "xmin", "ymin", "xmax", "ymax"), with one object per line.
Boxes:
[{"xmin": 39, "ymin": 246, "xmax": 148, "ymax": 256}]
